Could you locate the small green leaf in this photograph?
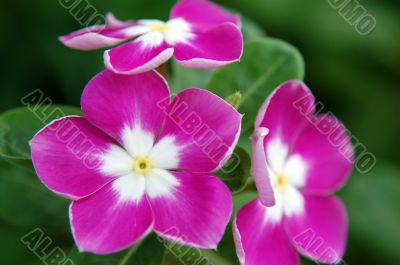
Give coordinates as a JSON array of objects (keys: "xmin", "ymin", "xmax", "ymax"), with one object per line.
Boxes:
[
  {"xmin": 208, "ymin": 38, "xmax": 305, "ymax": 151},
  {"xmin": 225, "ymin": 92, "xmax": 242, "ymax": 110},
  {"xmin": 68, "ymin": 233, "xmax": 165, "ymax": 265},
  {"xmin": 0, "ymin": 105, "xmax": 81, "ymax": 169},
  {"xmin": 215, "ymin": 146, "xmax": 251, "ymax": 194}
]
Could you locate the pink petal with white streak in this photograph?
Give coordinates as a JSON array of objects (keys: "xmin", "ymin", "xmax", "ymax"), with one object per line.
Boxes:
[
  {"xmin": 170, "ymin": 0, "xmax": 240, "ymax": 30},
  {"xmin": 59, "ymin": 16, "xmax": 142, "ymax": 50},
  {"xmin": 255, "ymin": 81, "xmax": 315, "ymax": 153},
  {"xmin": 81, "ymin": 70, "xmax": 170, "ymax": 144},
  {"xmin": 233, "ymin": 199, "xmax": 300, "ymax": 265},
  {"xmin": 158, "ymin": 88, "xmax": 241, "ymax": 173},
  {"xmin": 70, "ymin": 181, "xmax": 154, "ymax": 254},
  {"xmin": 104, "ymin": 37, "xmax": 174, "ymax": 75},
  {"xmin": 173, "ymin": 23, "xmax": 243, "ymax": 68},
  {"xmin": 150, "ymin": 172, "xmax": 232, "ymax": 249},
  {"xmin": 286, "ymin": 195, "xmax": 348, "ymax": 264},
  {"xmin": 291, "ymin": 115, "xmax": 353, "ymax": 194},
  {"xmin": 31, "ymin": 116, "xmax": 117, "ymax": 200},
  {"xmin": 251, "ymin": 127, "xmax": 275, "ymax": 206}
]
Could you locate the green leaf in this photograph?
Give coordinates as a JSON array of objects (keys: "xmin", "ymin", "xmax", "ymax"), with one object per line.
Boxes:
[
  {"xmin": 0, "ymin": 105, "xmax": 81, "ymax": 169},
  {"xmin": 232, "ymin": 191, "xmax": 258, "ymax": 216},
  {"xmin": 339, "ymin": 162, "xmax": 400, "ymax": 263},
  {"xmin": 0, "ymin": 158, "xmax": 69, "ymax": 226},
  {"xmin": 215, "ymin": 146, "xmax": 251, "ymax": 194},
  {"xmin": 68, "ymin": 233, "xmax": 165, "ymax": 265},
  {"xmin": 208, "ymin": 38, "xmax": 304, "ymax": 151},
  {"xmin": 240, "ymin": 13, "xmax": 267, "ymax": 40},
  {"xmin": 164, "ymin": 242, "xmax": 235, "ymax": 265},
  {"xmin": 0, "ymin": 226, "xmax": 44, "ymax": 265},
  {"xmin": 170, "ymin": 61, "xmax": 215, "ymax": 94},
  {"xmin": 225, "ymin": 91, "xmax": 242, "ymax": 110}
]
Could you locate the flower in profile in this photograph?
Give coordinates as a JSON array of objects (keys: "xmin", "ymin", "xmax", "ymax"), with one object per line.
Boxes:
[
  {"xmin": 60, "ymin": 0, "xmax": 243, "ymax": 75},
  {"xmin": 31, "ymin": 70, "xmax": 241, "ymax": 254},
  {"xmin": 233, "ymin": 81, "xmax": 353, "ymax": 265}
]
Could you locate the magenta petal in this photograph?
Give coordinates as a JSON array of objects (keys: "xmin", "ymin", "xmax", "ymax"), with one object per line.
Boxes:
[
  {"xmin": 170, "ymin": 0, "xmax": 240, "ymax": 30},
  {"xmin": 292, "ymin": 115, "xmax": 353, "ymax": 194},
  {"xmin": 150, "ymin": 172, "xmax": 232, "ymax": 249},
  {"xmin": 70, "ymin": 182, "xmax": 154, "ymax": 254},
  {"xmin": 286, "ymin": 195, "xmax": 348, "ymax": 264},
  {"xmin": 251, "ymin": 127, "xmax": 275, "ymax": 206},
  {"xmin": 59, "ymin": 23, "xmax": 138, "ymax": 51},
  {"xmin": 233, "ymin": 199, "xmax": 300, "ymax": 265},
  {"xmin": 174, "ymin": 23, "xmax": 243, "ymax": 68},
  {"xmin": 104, "ymin": 39, "xmax": 174, "ymax": 75},
  {"xmin": 81, "ymin": 70, "xmax": 169, "ymax": 143},
  {"xmin": 31, "ymin": 116, "xmax": 116, "ymax": 200},
  {"xmin": 256, "ymin": 81, "xmax": 315, "ymax": 150},
  {"xmin": 159, "ymin": 88, "xmax": 241, "ymax": 173}
]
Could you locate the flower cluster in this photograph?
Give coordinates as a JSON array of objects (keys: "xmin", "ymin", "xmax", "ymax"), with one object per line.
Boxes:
[
  {"xmin": 30, "ymin": 0, "xmax": 353, "ymax": 264},
  {"xmin": 233, "ymin": 81, "xmax": 353, "ymax": 265},
  {"xmin": 60, "ymin": 0, "xmax": 243, "ymax": 74}
]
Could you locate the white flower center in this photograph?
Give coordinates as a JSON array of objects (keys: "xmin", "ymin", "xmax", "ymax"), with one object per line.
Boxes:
[
  {"xmin": 124, "ymin": 18, "xmax": 194, "ymax": 48},
  {"xmin": 264, "ymin": 138, "xmax": 308, "ymax": 224},
  {"xmin": 99, "ymin": 125, "xmax": 181, "ymax": 202}
]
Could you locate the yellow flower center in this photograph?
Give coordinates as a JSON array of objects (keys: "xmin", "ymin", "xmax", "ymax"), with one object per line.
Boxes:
[
  {"xmin": 276, "ymin": 174, "xmax": 287, "ymax": 189},
  {"xmin": 149, "ymin": 22, "xmax": 168, "ymax": 33},
  {"xmin": 133, "ymin": 157, "xmax": 152, "ymax": 175}
]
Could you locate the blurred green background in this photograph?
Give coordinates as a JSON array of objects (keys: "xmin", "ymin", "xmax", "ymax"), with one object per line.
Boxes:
[{"xmin": 0, "ymin": 0, "xmax": 399, "ymax": 264}]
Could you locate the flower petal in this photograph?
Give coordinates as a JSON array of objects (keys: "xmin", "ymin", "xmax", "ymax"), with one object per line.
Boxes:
[
  {"xmin": 31, "ymin": 116, "xmax": 117, "ymax": 200},
  {"xmin": 81, "ymin": 69, "xmax": 170, "ymax": 147},
  {"xmin": 150, "ymin": 172, "xmax": 232, "ymax": 249},
  {"xmin": 255, "ymin": 81, "xmax": 315, "ymax": 155},
  {"xmin": 291, "ymin": 115, "xmax": 353, "ymax": 194},
  {"xmin": 104, "ymin": 36, "xmax": 174, "ymax": 74},
  {"xmin": 59, "ymin": 15, "xmax": 144, "ymax": 50},
  {"xmin": 233, "ymin": 199, "xmax": 300, "ymax": 265},
  {"xmin": 70, "ymin": 182, "xmax": 153, "ymax": 254},
  {"xmin": 158, "ymin": 88, "xmax": 241, "ymax": 173},
  {"xmin": 170, "ymin": 0, "xmax": 240, "ymax": 30},
  {"xmin": 251, "ymin": 127, "xmax": 275, "ymax": 206},
  {"xmin": 285, "ymin": 195, "xmax": 348, "ymax": 264},
  {"xmin": 173, "ymin": 23, "xmax": 243, "ymax": 68}
]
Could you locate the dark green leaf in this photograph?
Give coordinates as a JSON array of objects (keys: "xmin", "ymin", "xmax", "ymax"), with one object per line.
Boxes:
[
  {"xmin": 0, "ymin": 105, "xmax": 81, "ymax": 169},
  {"xmin": 68, "ymin": 233, "xmax": 165, "ymax": 265},
  {"xmin": 208, "ymin": 38, "xmax": 304, "ymax": 151},
  {"xmin": 0, "ymin": 158, "xmax": 69, "ymax": 226},
  {"xmin": 0, "ymin": 226, "xmax": 44, "ymax": 265},
  {"xmin": 215, "ymin": 146, "xmax": 251, "ymax": 194},
  {"xmin": 339, "ymin": 162, "xmax": 400, "ymax": 263},
  {"xmin": 164, "ymin": 243, "xmax": 234, "ymax": 265},
  {"xmin": 240, "ymin": 13, "xmax": 266, "ymax": 40}
]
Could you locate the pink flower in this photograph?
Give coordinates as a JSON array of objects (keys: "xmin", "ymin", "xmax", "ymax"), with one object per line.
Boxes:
[
  {"xmin": 60, "ymin": 0, "xmax": 243, "ymax": 75},
  {"xmin": 233, "ymin": 81, "xmax": 353, "ymax": 265},
  {"xmin": 31, "ymin": 70, "xmax": 241, "ymax": 254}
]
